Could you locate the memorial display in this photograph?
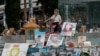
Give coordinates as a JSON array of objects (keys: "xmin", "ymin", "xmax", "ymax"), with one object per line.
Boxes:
[{"xmin": 0, "ymin": 21, "xmax": 100, "ymax": 56}]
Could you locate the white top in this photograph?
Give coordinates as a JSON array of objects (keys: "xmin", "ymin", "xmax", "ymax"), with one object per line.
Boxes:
[{"xmin": 50, "ymin": 14, "xmax": 62, "ymax": 23}]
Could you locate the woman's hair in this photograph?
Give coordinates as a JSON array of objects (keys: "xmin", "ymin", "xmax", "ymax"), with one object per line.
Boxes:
[
  {"xmin": 63, "ymin": 23, "xmax": 73, "ymax": 32},
  {"xmin": 37, "ymin": 35, "xmax": 41, "ymax": 38},
  {"xmin": 54, "ymin": 9, "xmax": 59, "ymax": 14}
]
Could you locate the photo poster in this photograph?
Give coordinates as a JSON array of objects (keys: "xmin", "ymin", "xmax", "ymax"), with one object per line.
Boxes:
[
  {"xmin": 61, "ymin": 22, "xmax": 77, "ymax": 36},
  {"xmin": 78, "ymin": 36, "xmax": 86, "ymax": 46},
  {"xmin": 35, "ymin": 31, "xmax": 46, "ymax": 48},
  {"xmin": 1, "ymin": 43, "xmax": 29, "ymax": 56},
  {"xmin": 84, "ymin": 41, "xmax": 92, "ymax": 47},
  {"xmin": 46, "ymin": 34, "xmax": 64, "ymax": 47}
]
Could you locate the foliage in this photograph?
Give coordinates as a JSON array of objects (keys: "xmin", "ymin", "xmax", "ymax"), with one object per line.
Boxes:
[{"xmin": 5, "ymin": 0, "xmax": 20, "ymax": 29}]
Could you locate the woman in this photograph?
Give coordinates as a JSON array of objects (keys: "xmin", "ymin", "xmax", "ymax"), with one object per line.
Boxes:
[
  {"xmin": 63, "ymin": 23, "xmax": 73, "ymax": 32},
  {"xmin": 45, "ymin": 9, "xmax": 62, "ymax": 32}
]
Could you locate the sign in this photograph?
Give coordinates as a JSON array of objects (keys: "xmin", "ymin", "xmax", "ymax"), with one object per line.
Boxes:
[{"xmin": 2, "ymin": 43, "xmax": 29, "ymax": 56}]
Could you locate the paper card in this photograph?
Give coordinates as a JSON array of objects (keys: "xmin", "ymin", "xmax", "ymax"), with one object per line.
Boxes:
[
  {"xmin": 84, "ymin": 41, "xmax": 92, "ymax": 47},
  {"xmin": 1, "ymin": 43, "xmax": 29, "ymax": 56},
  {"xmin": 78, "ymin": 36, "xmax": 86, "ymax": 45},
  {"xmin": 35, "ymin": 31, "xmax": 46, "ymax": 48},
  {"xmin": 61, "ymin": 22, "xmax": 77, "ymax": 36},
  {"xmin": 46, "ymin": 34, "xmax": 64, "ymax": 47}
]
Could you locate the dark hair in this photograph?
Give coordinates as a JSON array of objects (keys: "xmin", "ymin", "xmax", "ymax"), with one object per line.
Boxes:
[
  {"xmin": 37, "ymin": 35, "xmax": 41, "ymax": 38},
  {"xmin": 63, "ymin": 23, "xmax": 73, "ymax": 32}
]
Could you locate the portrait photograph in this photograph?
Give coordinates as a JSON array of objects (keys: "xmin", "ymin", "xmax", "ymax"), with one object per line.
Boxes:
[
  {"xmin": 46, "ymin": 34, "xmax": 63, "ymax": 47},
  {"xmin": 35, "ymin": 31, "xmax": 46, "ymax": 48},
  {"xmin": 61, "ymin": 22, "xmax": 77, "ymax": 36}
]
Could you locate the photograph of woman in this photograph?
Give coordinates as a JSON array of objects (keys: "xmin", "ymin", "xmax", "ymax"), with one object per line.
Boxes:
[{"xmin": 61, "ymin": 22, "xmax": 77, "ymax": 36}]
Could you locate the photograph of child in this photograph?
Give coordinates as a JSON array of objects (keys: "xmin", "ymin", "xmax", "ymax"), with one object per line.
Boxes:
[
  {"xmin": 61, "ymin": 22, "xmax": 77, "ymax": 36},
  {"xmin": 46, "ymin": 34, "xmax": 63, "ymax": 47},
  {"xmin": 35, "ymin": 31, "xmax": 46, "ymax": 48}
]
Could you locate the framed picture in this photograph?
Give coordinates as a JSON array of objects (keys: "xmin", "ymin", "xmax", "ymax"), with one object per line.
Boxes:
[
  {"xmin": 35, "ymin": 31, "xmax": 46, "ymax": 48},
  {"xmin": 1, "ymin": 43, "xmax": 29, "ymax": 56},
  {"xmin": 46, "ymin": 34, "xmax": 64, "ymax": 47},
  {"xmin": 61, "ymin": 22, "xmax": 77, "ymax": 36}
]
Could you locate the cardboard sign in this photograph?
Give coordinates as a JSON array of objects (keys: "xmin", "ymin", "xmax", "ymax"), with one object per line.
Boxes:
[
  {"xmin": 2, "ymin": 43, "xmax": 29, "ymax": 56},
  {"xmin": 84, "ymin": 41, "xmax": 92, "ymax": 47},
  {"xmin": 35, "ymin": 31, "xmax": 46, "ymax": 48},
  {"xmin": 46, "ymin": 34, "xmax": 63, "ymax": 47},
  {"xmin": 78, "ymin": 36, "xmax": 86, "ymax": 44},
  {"xmin": 61, "ymin": 22, "xmax": 77, "ymax": 36}
]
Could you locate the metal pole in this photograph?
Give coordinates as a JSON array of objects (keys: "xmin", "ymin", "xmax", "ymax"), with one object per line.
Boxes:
[
  {"xmin": 29, "ymin": 0, "xmax": 33, "ymax": 18},
  {"xmin": 24, "ymin": 0, "xmax": 27, "ymax": 20}
]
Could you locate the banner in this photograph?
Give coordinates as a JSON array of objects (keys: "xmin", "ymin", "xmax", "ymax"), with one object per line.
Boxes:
[{"xmin": 2, "ymin": 43, "xmax": 29, "ymax": 56}]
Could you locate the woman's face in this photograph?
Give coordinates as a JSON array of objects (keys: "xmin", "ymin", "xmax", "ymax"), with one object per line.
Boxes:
[
  {"xmin": 65, "ymin": 24, "xmax": 72, "ymax": 31},
  {"xmin": 54, "ymin": 9, "xmax": 58, "ymax": 15}
]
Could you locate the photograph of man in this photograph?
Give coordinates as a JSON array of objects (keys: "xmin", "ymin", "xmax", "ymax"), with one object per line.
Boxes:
[{"xmin": 46, "ymin": 34, "xmax": 63, "ymax": 47}]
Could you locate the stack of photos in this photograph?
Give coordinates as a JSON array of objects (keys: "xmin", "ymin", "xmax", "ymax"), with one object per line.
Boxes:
[
  {"xmin": 35, "ymin": 31, "xmax": 46, "ymax": 48},
  {"xmin": 1, "ymin": 43, "xmax": 29, "ymax": 56},
  {"xmin": 61, "ymin": 22, "xmax": 77, "ymax": 36},
  {"xmin": 46, "ymin": 34, "xmax": 64, "ymax": 47}
]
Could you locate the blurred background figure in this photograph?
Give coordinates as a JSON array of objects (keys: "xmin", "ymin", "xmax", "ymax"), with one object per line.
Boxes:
[
  {"xmin": 45, "ymin": 9, "xmax": 62, "ymax": 32},
  {"xmin": 2, "ymin": 27, "xmax": 16, "ymax": 36}
]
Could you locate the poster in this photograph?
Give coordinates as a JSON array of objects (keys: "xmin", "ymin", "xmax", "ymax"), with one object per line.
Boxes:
[
  {"xmin": 66, "ymin": 48, "xmax": 74, "ymax": 56},
  {"xmin": 1, "ymin": 43, "xmax": 29, "ymax": 56},
  {"xmin": 46, "ymin": 34, "xmax": 63, "ymax": 47},
  {"xmin": 84, "ymin": 41, "xmax": 92, "ymax": 47},
  {"xmin": 35, "ymin": 31, "xmax": 46, "ymax": 48},
  {"xmin": 78, "ymin": 36, "xmax": 86, "ymax": 47},
  {"xmin": 61, "ymin": 22, "xmax": 77, "ymax": 36}
]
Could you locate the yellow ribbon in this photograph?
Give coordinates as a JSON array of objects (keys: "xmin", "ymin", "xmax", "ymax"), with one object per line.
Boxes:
[{"xmin": 9, "ymin": 47, "xmax": 20, "ymax": 56}]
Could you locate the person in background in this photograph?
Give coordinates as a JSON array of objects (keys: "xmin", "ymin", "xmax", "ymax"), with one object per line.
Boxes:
[
  {"xmin": 45, "ymin": 9, "xmax": 62, "ymax": 32},
  {"xmin": 77, "ymin": 17, "xmax": 83, "ymax": 32},
  {"xmin": 71, "ymin": 16, "xmax": 76, "ymax": 23},
  {"xmin": 2, "ymin": 27, "xmax": 16, "ymax": 36}
]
